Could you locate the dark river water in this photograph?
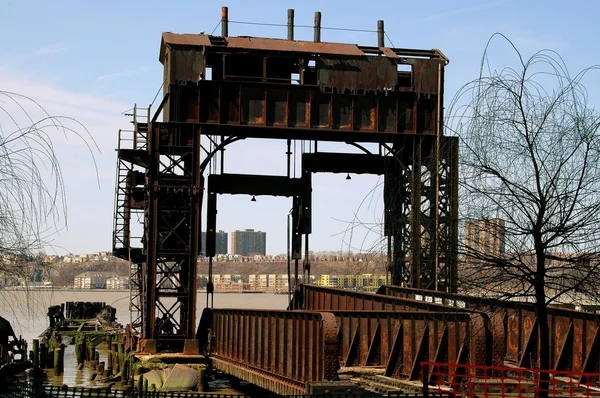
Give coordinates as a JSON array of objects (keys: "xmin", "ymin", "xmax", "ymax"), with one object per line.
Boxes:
[{"xmin": 0, "ymin": 289, "xmax": 289, "ymax": 387}]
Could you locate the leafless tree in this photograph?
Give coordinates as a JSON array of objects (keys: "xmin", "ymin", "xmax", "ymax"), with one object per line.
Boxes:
[
  {"xmin": 447, "ymin": 34, "xmax": 600, "ymax": 394},
  {"xmin": 0, "ymin": 90, "xmax": 97, "ymax": 285}
]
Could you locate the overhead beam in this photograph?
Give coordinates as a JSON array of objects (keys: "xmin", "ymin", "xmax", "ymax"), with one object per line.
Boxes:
[
  {"xmin": 208, "ymin": 173, "xmax": 305, "ymax": 197},
  {"xmin": 302, "ymin": 152, "xmax": 388, "ymax": 175}
]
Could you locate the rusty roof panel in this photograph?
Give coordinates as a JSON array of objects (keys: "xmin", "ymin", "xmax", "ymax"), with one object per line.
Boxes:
[
  {"xmin": 161, "ymin": 32, "xmax": 366, "ymax": 61},
  {"xmin": 380, "ymin": 47, "xmax": 401, "ymax": 59},
  {"xmin": 225, "ymin": 37, "xmax": 365, "ymax": 56},
  {"xmin": 162, "ymin": 32, "xmax": 212, "ymax": 47},
  {"xmin": 160, "ymin": 33, "xmax": 212, "ymax": 61}
]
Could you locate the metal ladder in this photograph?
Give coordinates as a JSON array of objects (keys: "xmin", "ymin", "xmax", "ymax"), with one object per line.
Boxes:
[
  {"xmin": 113, "ymin": 104, "xmax": 150, "ymax": 256},
  {"xmin": 113, "ymin": 104, "xmax": 150, "ymax": 333}
]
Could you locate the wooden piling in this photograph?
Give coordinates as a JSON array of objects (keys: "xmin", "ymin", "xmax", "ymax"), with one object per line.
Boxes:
[
  {"xmin": 39, "ymin": 342, "xmax": 47, "ymax": 368},
  {"xmin": 106, "ymin": 351, "xmax": 113, "ymax": 376},
  {"xmin": 111, "ymin": 342, "xmax": 118, "ymax": 370},
  {"xmin": 121, "ymin": 358, "xmax": 129, "ymax": 383},
  {"xmin": 117, "ymin": 343, "xmax": 124, "ymax": 369},
  {"xmin": 197, "ymin": 367, "xmax": 207, "ymax": 392},
  {"xmin": 53, "ymin": 345, "xmax": 64, "ymax": 376},
  {"xmin": 75, "ymin": 340, "xmax": 84, "ymax": 364},
  {"xmin": 97, "ymin": 361, "xmax": 105, "ymax": 376},
  {"xmin": 87, "ymin": 339, "xmax": 95, "ymax": 361},
  {"xmin": 137, "ymin": 374, "xmax": 144, "ymax": 396}
]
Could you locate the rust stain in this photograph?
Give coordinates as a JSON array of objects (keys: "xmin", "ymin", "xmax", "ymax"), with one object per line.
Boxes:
[
  {"xmin": 318, "ymin": 57, "xmax": 397, "ymax": 92},
  {"xmin": 380, "ymin": 47, "xmax": 401, "ymax": 58}
]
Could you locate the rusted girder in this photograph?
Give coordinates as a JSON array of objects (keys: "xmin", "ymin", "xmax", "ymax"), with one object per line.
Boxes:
[
  {"xmin": 197, "ymin": 305, "xmax": 492, "ymax": 394},
  {"xmin": 164, "ymin": 81, "xmax": 438, "ymax": 139},
  {"xmin": 298, "ymin": 285, "xmax": 497, "ymax": 368},
  {"xmin": 328, "ymin": 310, "xmax": 488, "ymax": 381},
  {"xmin": 198, "ymin": 309, "xmax": 339, "ymax": 394},
  {"xmin": 299, "ymin": 284, "xmax": 467, "ymax": 313},
  {"xmin": 379, "ymin": 285, "xmax": 600, "ymax": 375}
]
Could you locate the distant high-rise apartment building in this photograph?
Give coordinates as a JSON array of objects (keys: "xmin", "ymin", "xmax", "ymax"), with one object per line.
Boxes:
[
  {"xmin": 231, "ymin": 229, "xmax": 266, "ymax": 256},
  {"xmin": 200, "ymin": 230, "xmax": 228, "ymax": 255},
  {"xmin": 464, "ymin": 218, "xmax": 506, "ymax": 258}
]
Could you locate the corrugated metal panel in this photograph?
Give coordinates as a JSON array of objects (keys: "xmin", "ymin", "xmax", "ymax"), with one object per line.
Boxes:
[
  {"xmin": 142, "ymin": 369, "xmax": 164, "ymax": 390},
  {"xmin": 317, "ymin": 56, "xmax": 397, "ymax": 91},
  {"xmin": 161, "ymin": 364, "xmax": 198, "ymax": 391}
]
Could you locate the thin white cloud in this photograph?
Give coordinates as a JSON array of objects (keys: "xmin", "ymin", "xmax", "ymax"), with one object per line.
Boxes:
[
  {"xmin": 0, "ymin": 72, "xmax": 128, "ymax": 121},
  {"xmin": 97, "ymin": 66, "xmax": 153, "ymax": 81},
  {"xmin": 0, "ymin": 67, "xmax": 130, "ymax": 254},
  {"xmin": 36, "ymin": 43, "xmax": 69, "ymax": 56},
  {"xmin": 417, "ymin": 0, "xmax": 512, "ymax": 23}
]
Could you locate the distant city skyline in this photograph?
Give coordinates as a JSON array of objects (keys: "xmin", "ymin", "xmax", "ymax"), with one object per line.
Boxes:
[
  {"xmin": 231, "ymin": 229, "xmax": 267, "ymax": 257},
  {"xmin": 200, "ymin": 230, "xmax": 228, "ymax": 256}
]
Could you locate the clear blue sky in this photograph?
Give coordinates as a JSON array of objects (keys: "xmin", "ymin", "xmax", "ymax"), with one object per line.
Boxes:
[{"xmin": 1, "ymin": 0, "xmax": 598, "ymax": 255}]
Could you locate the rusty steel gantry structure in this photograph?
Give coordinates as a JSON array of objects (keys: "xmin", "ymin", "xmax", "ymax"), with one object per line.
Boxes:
[
  {"xmin": 112, "ymin": 9, "xmax": 600, "ymax": 395},
  {"xmin": 113, "ymin": 7, "xmax": 458, "ymax": 354}
]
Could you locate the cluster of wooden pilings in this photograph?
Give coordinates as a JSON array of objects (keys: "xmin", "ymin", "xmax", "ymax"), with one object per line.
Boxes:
[
  {"xmin": 34, "ymin": 301, "xmax": 126, "ymax": 383},
  {"xmin": 29, "ymin": 336, "xmax": 66, "ymax": 376},
  {"xmin": 29, "ymin": 334, "xmax": 132, "ymax": 385},
  {"xmin": 65, "ymin": 302, "xmax": 115, "ymax": 321},
  {"xmin": 84, "ymin": 334, "xmax": 133, "ymax": 386}
]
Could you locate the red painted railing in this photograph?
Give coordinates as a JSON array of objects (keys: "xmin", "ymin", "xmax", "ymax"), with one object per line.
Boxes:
[{"xmin": 422, "ymin": 362, "xmax": 600, "ymax": 397}]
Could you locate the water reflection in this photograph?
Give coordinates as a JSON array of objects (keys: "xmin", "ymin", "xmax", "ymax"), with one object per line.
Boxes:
[{"xmin": 0, "ymin": 290, "xmax": 288, "ymax": 387}]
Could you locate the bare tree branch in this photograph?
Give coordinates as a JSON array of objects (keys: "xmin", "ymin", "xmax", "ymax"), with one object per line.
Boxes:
[{"xmin": 447, "ymin": 34, "xmax": 600, "ymax": 390}]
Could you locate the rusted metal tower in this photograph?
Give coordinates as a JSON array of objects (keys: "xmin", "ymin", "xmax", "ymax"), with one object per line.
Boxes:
[{"xmin": 113, "ymin": 7, "xmax": 458, "ymax": 353}]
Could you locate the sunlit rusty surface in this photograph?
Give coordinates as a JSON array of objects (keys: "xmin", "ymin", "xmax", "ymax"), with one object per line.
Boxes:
[
  {"xmin": 317, "ymin": 57, "xmax": 398, "ymax": 92},
  {"xmin": 164, "ymin": 81, "xmax": 435, "ymax": 136},
  {"xmin": 198, "ymin": 308, "xmax": 339, "ymax": 393},
  {"xmin": 378, "ymin": 285, "xmax": 600, "ymax": 374},
  {"xmin": 328, "ymin": 310, "xmax": 488, "ymax": 379},
  {"xmin": 196, "ymin": 305, "xmax": 492, "ymax": 391},
  {"xmin": 301, "ymin": 285, "xmax": 467, "ymax": 313}
]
